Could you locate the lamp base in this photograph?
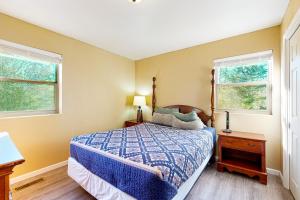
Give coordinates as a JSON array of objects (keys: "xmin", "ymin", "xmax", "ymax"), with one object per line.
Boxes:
[
  {"xmin": 137, "ymin": 106, "xmax": 143, "ymax": 123},
  {"xmin": 222, "ymin": 129, "xmax": 232, "ymax": 133}
]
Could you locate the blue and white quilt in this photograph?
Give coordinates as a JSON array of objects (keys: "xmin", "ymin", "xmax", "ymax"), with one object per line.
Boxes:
[{"xmin": 70, "ymin": 122, "xmax": 215, "ymax": 200}]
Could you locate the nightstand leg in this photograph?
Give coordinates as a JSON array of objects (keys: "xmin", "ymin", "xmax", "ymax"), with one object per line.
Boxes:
[
  {"xmin": 217, "ymin": 163, "xmax": 224, "ymax": 172},
  {"xmin": 259, "ymin": 174, "xmax": 267, "ymax": 185}
]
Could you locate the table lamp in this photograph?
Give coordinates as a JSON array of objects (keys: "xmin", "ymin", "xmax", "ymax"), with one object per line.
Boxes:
[
  {"xmin": 133, "ymin": 96, "xmax": 146, "ymax": 123},
  {"xmin": 0, "ymin": 132, "xmax": 25, "ymax": 200}
]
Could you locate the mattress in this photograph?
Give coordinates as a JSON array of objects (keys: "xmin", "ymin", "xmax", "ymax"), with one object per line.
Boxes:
[{"xmin": 70, "ymin": 122, "xmax": 215, "ymax": 200}]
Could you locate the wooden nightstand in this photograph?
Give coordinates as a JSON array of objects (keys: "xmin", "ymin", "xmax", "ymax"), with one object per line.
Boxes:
[
  {"xmin": 217, "ymin": 131, "xmax": 267, "ymax": 184},
  {"xmin": 124, "ymin": 120, "xmax": 144, "ymax": 128}
]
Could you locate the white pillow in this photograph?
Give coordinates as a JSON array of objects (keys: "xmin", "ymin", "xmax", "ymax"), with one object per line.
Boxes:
[
  {"xmin": 172, "ymin": 116, "xmax": 205, "ymax": 130},
  {"xmin": 152, "ymin": 113, "xmax": 174, "ymax": 126}
]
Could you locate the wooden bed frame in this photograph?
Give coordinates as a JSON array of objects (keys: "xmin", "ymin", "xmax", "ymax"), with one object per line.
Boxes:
[{"xmin": 151, "ymin": 69, "xmax": 215, "ymax": 127}]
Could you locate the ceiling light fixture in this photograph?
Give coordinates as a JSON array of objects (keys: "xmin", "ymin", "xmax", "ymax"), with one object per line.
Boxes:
[{"xmin": 128, "ymin": 0, "xmax": 142, "ymax": 4}]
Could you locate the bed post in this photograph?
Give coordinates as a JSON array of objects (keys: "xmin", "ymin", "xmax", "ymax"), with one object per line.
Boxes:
[
  {"xmin": 152, "ymin": 77, "xmax": 157, "ymax": 115},
  {"xmin": 211, "ymin": 69, "xmax": 215, "ymax": 127},
  {"xmin": 209, "ymin": 69, "xmax": 216, "ymax": 165}
]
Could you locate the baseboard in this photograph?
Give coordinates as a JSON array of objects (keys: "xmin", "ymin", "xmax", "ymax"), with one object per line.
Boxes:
[
  {"xmin": 266, "ymin": 168, "xmax": 281, "ymax": 176},
  {"xmin": 10, "ymin": 160, "xmax": 68, "ymax": 185}
]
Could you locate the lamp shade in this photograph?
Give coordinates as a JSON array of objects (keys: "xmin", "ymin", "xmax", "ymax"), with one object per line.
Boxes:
[{"xmin": 133, "ymin": 96, "xmax": 146, "ymax": 106}]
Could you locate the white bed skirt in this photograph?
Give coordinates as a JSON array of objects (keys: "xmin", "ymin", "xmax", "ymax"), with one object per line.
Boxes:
[{"xmin": 68, "ymin": 151, "xmax": 212, "ymax": 200}]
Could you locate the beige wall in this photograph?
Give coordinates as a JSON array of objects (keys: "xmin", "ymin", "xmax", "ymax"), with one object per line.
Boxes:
[
  {"xmin": 136, "ymin": 26, "xmax": 281, "ymax": 170},
  {"xmin": 0, "ymin": 13, "xmax": 135, "ymax": 176}
]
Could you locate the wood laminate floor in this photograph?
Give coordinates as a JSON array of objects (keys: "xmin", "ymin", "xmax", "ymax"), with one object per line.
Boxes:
[{"xmin": 12, "ymin": 165, "xmax": 293, "ymax": 200}]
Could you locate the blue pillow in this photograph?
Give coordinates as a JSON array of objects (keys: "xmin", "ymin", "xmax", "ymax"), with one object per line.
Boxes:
[
  {"xmin": 156, "ymin": 107, "xmax": 179, "ymax": 114},
  {"xmin": 173, "ymin": 111, "xmax": 198, "ymax": 122}
]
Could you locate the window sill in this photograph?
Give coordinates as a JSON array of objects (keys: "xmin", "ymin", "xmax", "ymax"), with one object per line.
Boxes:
[
  {"xmin": 215, "ymin": 110, "xmax": 272, "ymax": 116},
  {"xmin": 0, "ymin": 111, "xmax": 62, "ymax": 119}
]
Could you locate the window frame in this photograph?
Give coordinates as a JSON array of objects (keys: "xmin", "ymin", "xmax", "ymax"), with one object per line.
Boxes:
[
  {"xmin": 0, "ymin": 39, "xmax": 62, "ymax": 118},
  {"xmin": 214, "ymin": 51, "xmax": 273, "ymax": 115}
]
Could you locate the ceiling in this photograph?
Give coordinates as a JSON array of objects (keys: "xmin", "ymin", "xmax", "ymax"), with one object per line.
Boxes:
[{"xmin": 0, "ymin": 0, "xmax": 289, "ymax": 60}]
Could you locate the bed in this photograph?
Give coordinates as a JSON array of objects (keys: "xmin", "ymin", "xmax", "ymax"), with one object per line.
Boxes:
[{"xmin": 68, "ymin": 70, "xmax": 216, "ymax": 200}]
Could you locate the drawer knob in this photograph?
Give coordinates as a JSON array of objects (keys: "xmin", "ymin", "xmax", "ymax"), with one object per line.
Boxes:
[{"xmin": 248, "ymin": 143, "xmax": 256, "ymax": 147}]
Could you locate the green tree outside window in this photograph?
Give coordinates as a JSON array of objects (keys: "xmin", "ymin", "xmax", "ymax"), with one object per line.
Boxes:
[
  {"xmin": 0, "ymin": 54, "xmax": 57, "ymax": 112},
  {"xmin": 216, "ymin": 62, "xmax": 270, "ymax": 112}
]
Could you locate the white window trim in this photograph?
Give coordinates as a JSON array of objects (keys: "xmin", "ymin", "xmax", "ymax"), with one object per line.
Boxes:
[
  {"xmin": 214, "ymin": 50, "xmax": 273, "ymax": 115},
  {"xmin": 0, "ymin": 39, "xmax": 63, "ymax": 118}
]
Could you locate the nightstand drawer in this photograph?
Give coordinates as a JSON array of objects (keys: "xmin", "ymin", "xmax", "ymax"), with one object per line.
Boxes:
[{"xmin": 220, "ymin": 137, "xmax": 263, "ymax": 154}]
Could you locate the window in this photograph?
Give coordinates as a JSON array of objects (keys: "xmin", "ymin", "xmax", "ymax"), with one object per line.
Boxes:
[
  {"xmin": 0, "ymin": 40, "xmax": 62, "ymax": 117},
  {"xmin": 214, "ymin": 51, "xmax": 272, "ymax": 114}
]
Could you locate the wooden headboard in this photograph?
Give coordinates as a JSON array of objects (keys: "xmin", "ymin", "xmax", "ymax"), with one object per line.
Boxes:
[{"xmin": 151, "ymin": 69, "xmax": 215, "ymax": 127}]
